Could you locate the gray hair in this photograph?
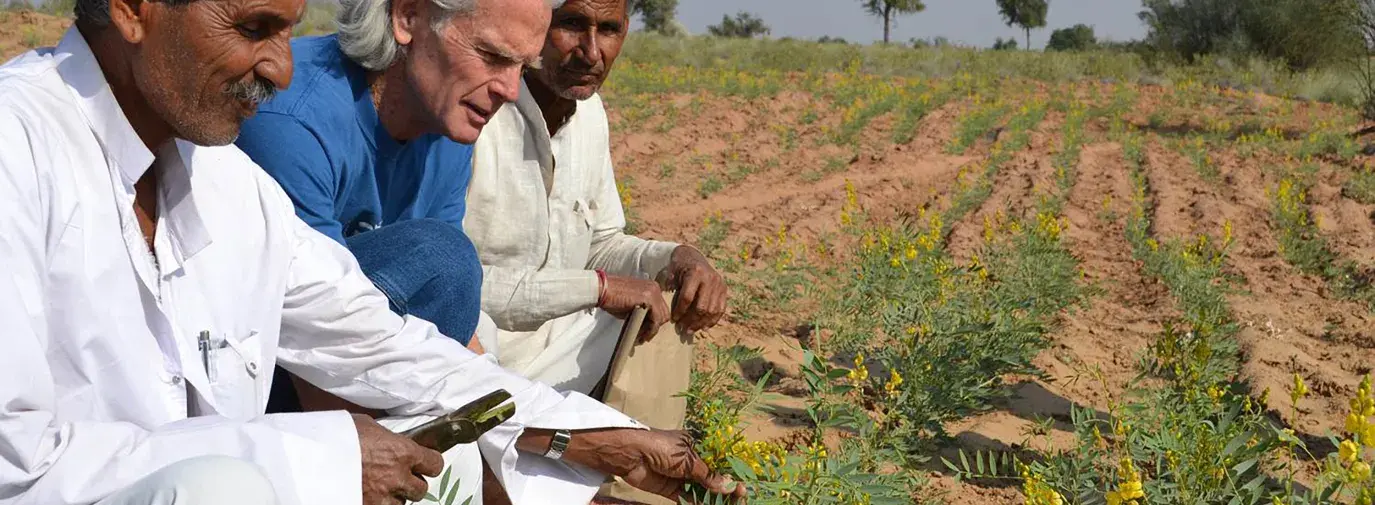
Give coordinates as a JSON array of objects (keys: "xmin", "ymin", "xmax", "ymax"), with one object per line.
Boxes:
[{"xmin": 338, "ymin": 0, "xmax": 565, "ymax": 71}]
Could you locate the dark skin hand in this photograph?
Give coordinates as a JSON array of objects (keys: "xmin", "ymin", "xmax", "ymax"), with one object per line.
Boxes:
[
  {"xmin": 662, "ymin": 246, "xmax": 728, "ymax": 334},
  {"xmin": 597, "ymin": 246, "xmax": 728, "ymax": 343},
  {"xmin": 354, "ymin": 414, "xmax": 445, "ymax": 505},
  {"xmin": 597, "ymin": 275, "xmax": 671, "ymax": 343},
  {"xmin": 517, "ymin": 428, "xmax": 747, "ymax": 504}
]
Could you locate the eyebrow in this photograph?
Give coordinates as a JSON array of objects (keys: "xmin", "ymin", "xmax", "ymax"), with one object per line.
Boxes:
[{"xmin": 480, "ymin": 42, "xmax": 542, "ymax": 70}]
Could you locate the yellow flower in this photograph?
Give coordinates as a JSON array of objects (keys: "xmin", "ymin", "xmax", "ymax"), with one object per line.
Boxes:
[
  {"xmin": 1292, "ymin": 373, "xmax": 1310, "ymax": 404},
  {"xmin": 1342, "ymin": 439, "xmax": 1362, "ymax": 465},
  {"xmin": 885, "ymin": 369, "xmax": 904, "ymax": 398},
  {"xmin": 1353, "ymin": 461, "xmax": 1372, "ymax": 481}
]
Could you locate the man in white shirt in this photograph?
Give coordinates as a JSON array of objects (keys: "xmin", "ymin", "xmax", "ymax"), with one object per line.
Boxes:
[
  {"xmin": 466, "ymin": 0, "xmax": 728, "ymax": 402},
  {"xmin": 0, "ymin": 0, "xmax": 745, "ymax": 503}
]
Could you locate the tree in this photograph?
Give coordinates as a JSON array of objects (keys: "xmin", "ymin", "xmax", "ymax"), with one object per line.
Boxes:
[
  {"xmin": 628, "ymin": 0, "xmax": 680, "ymax": 35},
  {"xmin": 861, "ymin": 0, "xmax": 926, "ymax": 45},
  {"xmin": 995, "ymin": 0, "xmax": 1049, "ymax": 50},
  {"xmin": 992, "ymin": 37, "xmax": 1019, "ymax": 50},
  {"xmin": 707, "ymin": 11, "xmax": 771, "ymax": 38},
  {"xmin": 1047, "ymin": 23, "xmax": 1097, "ymax": 51}
]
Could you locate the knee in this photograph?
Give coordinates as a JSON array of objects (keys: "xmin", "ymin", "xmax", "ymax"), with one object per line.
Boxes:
[
  {"xmin": 400, "ymin": 219, "xmax": 482, "ymax": 286},
  {"xmin": 152, "ymin": 456, "xmax": 277, "ymax": 505}
]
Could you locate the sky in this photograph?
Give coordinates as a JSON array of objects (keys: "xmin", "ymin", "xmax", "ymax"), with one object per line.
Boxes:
[{"xmin": 657, "ymin": 0, "xmax": 1149, "ymax": 50}]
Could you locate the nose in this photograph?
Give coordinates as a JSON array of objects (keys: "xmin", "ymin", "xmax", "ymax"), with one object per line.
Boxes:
[
  {"xmin": 491, "ymin": 64, "xmax": 521, "ymax": 105},
  {"xmin": 256, "ymin": 32, "xmax": 295, "ymax": 91},
  {"xmin": 579, "ymin": 29, "xmax": 601, "ymax": 65}
]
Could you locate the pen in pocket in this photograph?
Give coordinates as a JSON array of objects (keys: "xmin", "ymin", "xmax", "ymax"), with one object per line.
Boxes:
[{"xmin": 198, "ymin": 331, "xmax": 216, "ymax": 382}]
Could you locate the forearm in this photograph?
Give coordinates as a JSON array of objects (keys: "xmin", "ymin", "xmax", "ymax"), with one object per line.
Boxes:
[
  {"xmin": 480, "ymin": 265, "xmax": 601, "ymax": 331},
  {"xmin": 516, "ymin": 428, "xmax": 638, "ymax": 478},
  {"xmin": 586, "ymin": 233, "xmax": 680, "ymax": 281}
]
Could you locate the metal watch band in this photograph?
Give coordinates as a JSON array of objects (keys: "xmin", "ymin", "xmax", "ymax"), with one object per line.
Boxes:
[{"xmin": 544, "ymin": 429, "xmax": 571, "ymax": 460}]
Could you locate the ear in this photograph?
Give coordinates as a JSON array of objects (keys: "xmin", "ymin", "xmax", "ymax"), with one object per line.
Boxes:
[
  {"xmin": 391, "ymin": 0, "xmax": 421, "ymax": 47},
  {"xmin": 108, "ymin": 0, "xmax": 149, "ymax": 44}
]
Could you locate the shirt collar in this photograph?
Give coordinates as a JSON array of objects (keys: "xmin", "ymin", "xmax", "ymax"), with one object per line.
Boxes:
[
  {"xmin": 54, "ymin": 27, "xmax": 155, "ymax": 189},
  {"xmin": 54, "ymin": 27, "xmax": 212, "ymax": 269}
]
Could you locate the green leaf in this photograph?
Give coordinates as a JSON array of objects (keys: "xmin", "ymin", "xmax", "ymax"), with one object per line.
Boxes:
[
  {"xmin": 424, "ymin": 494, "xmax": 438, "ymax": 502},
  {"xmin": 728, "ymin": 457, "xmax": 758, "ymax": 481},
  {"xmin": 459, "ymin": 496, "xmax": 472, "ymax": 505},
  {"xmin": 438, "ymin": 467, "xmax": 452, "ymax": 497},
  {"xmin": 976, "ymin": 450, "xmax": 986, "ymax": 475},
  {"xmin": 1230, "ymin": 458, "xmax": 1256, "ymax": 476}
]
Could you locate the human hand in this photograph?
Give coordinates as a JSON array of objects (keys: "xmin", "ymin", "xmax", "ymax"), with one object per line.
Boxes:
[
  {"xmin": 597, "ymin": 275, "xmax": 670, "ymax": 343},
  {"xmin": 354, "ymin": 414, "xmax": 444, "ymax": 505},
  {"xmin": 617, "ymin": 430, "xmax": 746, "ymax": 503},
  {"xmin": 663, "ymin": 246, "xmax": 728, "ymax": 333},
  {"xmin": 532, "ymin": 428, "xmax": 746, "ymax": 504}
]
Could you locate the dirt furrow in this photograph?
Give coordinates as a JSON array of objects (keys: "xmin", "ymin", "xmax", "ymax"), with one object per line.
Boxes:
[{"xmin": 1145, "ymin": 144, "xmax": 1375, "ymax": 437}]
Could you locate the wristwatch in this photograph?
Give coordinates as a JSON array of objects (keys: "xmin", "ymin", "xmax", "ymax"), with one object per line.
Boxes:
[{"xmin": 544, "ymin": 429, "xmax": 572, "ymax": 460}]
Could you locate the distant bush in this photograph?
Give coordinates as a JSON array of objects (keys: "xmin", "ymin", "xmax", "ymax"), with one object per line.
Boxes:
[
  {"xmin": 909, "ymin": 36, "xmax": 952, "ymax": 49},
  {"xmin": 4, "ymin": 0, "xmax": 32, "ymax": 12},
  {"xmin": 992, "ymin": 37, "xmax": 1019, "ymax": 51},
  {"xmin": 1140, "ymin": 0, "xmax": 1360, "ymax": 70},
  {"xmin": 707, "ymin": 12, "xmax": 770, "ymax": 39},
  {"xmin": 1047, "ymin": 24, "xmax": 1097, "ymax": 52},
  {"xmin": 818, "ymin": 36, "xmax": 851, "ymax": 45}
]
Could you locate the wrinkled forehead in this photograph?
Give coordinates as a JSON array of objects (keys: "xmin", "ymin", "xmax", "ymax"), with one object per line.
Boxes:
[
  {"xmin": 205, "ymin": 0, "xmax": 307, "ymax": 23},
  {"xmin": 466, "ymin": 0, "xmax": 551, "ymax": 61},
  {"xmin": 555, "ymin": 0, "xmax": 628, "ymax": 20}
]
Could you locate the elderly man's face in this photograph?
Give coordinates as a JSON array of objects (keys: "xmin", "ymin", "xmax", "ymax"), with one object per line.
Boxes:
[
  {"xmin": 128, "ymin": 0, "xmax": 302, "ymax": 146},
  {"xmin": 529, "ymin": 0, "xmax": 627, "ymax": 101},
  {"xmin": 400, "ymin": 0, "xmax": 548, "ymax": 144}
]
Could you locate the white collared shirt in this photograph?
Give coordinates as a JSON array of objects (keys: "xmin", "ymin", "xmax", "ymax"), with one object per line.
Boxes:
[
  {"xmin": 466, "ymin": 79, "xmax": 679, "ymax": 394},
  {"xmin": 0, "ymin": 28, "xmax": 640, "ymax": 505}
]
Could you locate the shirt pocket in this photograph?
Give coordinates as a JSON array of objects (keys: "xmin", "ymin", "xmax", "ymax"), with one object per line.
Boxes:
[{"xmin": 210, "ymin": 330, "xmax": 264, "ymax": 420}]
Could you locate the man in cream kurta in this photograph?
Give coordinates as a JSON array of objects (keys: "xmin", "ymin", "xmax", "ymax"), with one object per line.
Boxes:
[
  {"xmin": 465, "ymin": 0, "xmax": 730, "ymax": 414},
  {"xmin": 0, "ymin": 16, "xmax": 744, "ymax": 505}
]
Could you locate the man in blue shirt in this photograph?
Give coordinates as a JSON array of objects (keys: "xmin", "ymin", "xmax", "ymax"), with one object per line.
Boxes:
[
  {"xmin": 236, "ymin": 33, "xmax": 482, "ymax": 346},
  {"xmin": 237, "ymin": 0, "xmax": 555, "ymax": 415}
]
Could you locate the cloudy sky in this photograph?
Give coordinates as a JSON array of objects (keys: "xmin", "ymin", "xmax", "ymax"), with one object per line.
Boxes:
[{"xmin": 659, "ymin": 0, "xmax": 1148, "ymax": 49}]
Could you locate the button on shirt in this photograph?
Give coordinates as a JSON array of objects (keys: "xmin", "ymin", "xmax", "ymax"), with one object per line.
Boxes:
[
  {"xmin": 0, "ymin": 29, "xmax": 640, "ymax": 505},
  {"xmin": 466, "ymin": 79, "xmax": 679, "ymax": 394}
]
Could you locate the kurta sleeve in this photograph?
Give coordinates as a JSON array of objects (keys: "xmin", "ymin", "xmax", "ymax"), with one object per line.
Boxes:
[{"xmin": 274, "ymin": 210, "xmax": 645, "ymax": 504}]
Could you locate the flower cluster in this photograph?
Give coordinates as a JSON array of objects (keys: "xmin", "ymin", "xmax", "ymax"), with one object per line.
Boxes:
[
  {"xmin": 1021, "ymin": 466, "xmax": 1064, "ymax": 505},
  {"xmin": 1106, "ymin": 458, "xmax": 1145, "ymax": 505}
]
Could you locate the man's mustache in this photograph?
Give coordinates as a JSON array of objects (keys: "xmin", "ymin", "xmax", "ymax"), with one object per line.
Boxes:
[{"xmin": 225, "ymin": 77, "xmax": 277, "ymax": 107}]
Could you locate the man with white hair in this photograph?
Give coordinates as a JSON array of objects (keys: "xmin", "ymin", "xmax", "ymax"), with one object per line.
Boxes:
[{"xmin": 0, "ymin": 0, "xmax": 746, "ymax": 501}]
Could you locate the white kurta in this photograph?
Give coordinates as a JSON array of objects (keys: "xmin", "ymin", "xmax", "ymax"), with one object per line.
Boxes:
[
  {"xmin": 466, "ymin": 79, "xmax": 680, "ymax": 395},
  {"xmin": 0, "ymin": 28, "xmax": 641, "ymax": 505}
]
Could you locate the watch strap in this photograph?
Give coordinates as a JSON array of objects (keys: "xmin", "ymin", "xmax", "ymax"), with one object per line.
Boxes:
[{"xmin": 544, "ymin": 429, "xmax": 572, "ymax": 460}]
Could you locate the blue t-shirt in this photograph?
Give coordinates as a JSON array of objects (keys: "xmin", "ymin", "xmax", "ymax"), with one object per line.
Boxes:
[{"xmin": 235, "ymin": 34, "xmax": 474, "ymax": 243}]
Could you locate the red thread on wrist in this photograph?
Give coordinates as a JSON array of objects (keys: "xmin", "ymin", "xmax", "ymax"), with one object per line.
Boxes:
[{"xmin": 595, "ymin": 269, "xmax": 609, "ymax": 307}]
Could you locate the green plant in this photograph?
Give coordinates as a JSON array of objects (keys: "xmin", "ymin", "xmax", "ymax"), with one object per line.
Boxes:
[
  {"xmin": 1344, "ymin": 165, "xmax": 1375, "ymax": 204},
  {"xmin": 699, "ymin": 175, "xmax": 724, "ymax": 199},
  {"xmin": 698, "ymin": 213, "xmax": 732, "ymax": 259},
  {"xmin": 946, "ymin": 99, "xmax": 1009, "ymax": 154},
  {"xmin": 422, "ymin": 466, "xmax": 473, "ymax": 505}
]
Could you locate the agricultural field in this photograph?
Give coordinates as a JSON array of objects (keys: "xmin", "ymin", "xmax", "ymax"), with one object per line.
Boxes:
[
  {"xmin": 603, "ymin": 39, "xmax": 1375, "ymax": 505},
  {"xmin": 6, "ymin": 12, "xmax": 1375, "ymax": 505}
]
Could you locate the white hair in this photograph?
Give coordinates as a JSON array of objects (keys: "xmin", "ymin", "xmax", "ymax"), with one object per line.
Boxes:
[{"xmin": 338, "ymin": 0, "xmax": 565, "ymax": 71}]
